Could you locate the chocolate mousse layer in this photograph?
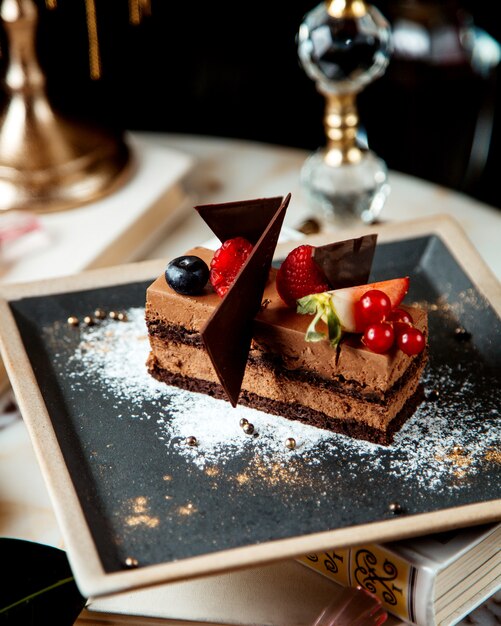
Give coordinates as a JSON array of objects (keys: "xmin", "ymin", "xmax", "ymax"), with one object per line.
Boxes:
[{"xmin": 146, "ymin": 248, "xmax": 428, "ymax": 445}]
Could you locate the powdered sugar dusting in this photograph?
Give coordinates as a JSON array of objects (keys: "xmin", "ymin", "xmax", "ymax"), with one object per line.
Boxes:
[
  {"xmin": 67, "ymin": 308, "xmax": 331, "ymax": 469},
  {"xmin": 63, "ymin": 307, "xmax": 500, "ymax": 490}
]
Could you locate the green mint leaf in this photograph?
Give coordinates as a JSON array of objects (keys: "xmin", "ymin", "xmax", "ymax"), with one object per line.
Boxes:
[
  {"xmin": 297, "ymin": 294, "xmax": 320, "ymax": 315},
  {"xmin": 325, "ymin": 302, "xmax": 342, "ymax": 347},
  {"xmin": 305, "ymin": 306, "xmax": 327, "ymax": 342},
  {"xmin": 297, "ymin": 292, "xmax": 343, "ymax": 347}
]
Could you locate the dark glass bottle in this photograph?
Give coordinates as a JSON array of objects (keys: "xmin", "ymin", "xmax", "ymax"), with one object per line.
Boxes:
[{"xmin": 359, "ymin": 0, "xmax": 501, "ymax": 206}]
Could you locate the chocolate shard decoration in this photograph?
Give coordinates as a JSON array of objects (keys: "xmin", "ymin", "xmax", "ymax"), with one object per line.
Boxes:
[
  {"xmin": 195, "ymin": 196, "xmax": 284, "ymax": 245},
  {"xmin": 201, "ymin": 194, "xmax": 291, "ymax": 407},
  {"xmin": 314, "ymin": 234, "xmax": 378, "ymax": 289}
]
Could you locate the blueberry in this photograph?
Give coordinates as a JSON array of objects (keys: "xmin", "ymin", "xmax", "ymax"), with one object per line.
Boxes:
[{"xmin": 165, "ymin": 255, "xmax": 209, "ymax": 295}]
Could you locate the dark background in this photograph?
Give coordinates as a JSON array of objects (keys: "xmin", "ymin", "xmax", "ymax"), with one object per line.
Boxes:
[{"xmin": 2, "ymin": 1, "xmax": 501, "ymax": 210}]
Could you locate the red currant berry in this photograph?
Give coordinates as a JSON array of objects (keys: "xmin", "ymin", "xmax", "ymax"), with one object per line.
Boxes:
[
  {"xmin": 355, "ymin": 289, "xmax": 392, "ymax": 328},
  {"xmin": 397, "ymin": 326, "xmax": 425, "ymax": 355},
  {"xmin": 363, "ymin": 321, "xmax": 395, "ymax": 354},
  {"xmin": 387, "ymin": 308, "xmax": 413, "ymax": 325},
  {"xmin": 393, "ymin": 321, "xmax": 413, "ymax": 342}
]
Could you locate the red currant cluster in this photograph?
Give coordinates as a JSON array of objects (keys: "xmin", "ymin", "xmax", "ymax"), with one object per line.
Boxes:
[{"xmin": 355, "ymin": 289, "xmax": 425, "ymax": 355}]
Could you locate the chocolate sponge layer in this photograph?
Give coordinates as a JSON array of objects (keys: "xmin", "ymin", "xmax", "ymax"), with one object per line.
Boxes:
[{"xmin": 146, "ymin": 335, "xmax": 427, "ymax": 446}]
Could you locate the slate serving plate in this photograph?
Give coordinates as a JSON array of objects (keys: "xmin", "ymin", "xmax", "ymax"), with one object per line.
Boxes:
[{"xmin": 0, "ymin": 215, "xmax": 499, "ymax": 598}]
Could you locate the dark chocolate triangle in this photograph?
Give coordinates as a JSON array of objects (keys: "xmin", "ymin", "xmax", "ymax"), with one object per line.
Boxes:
[
  {"xmin": 195, "ymin": 196, "xmax": 284, "ymax": 245},
  {"xmin": 314, "ymin": 234, "xmax": 378, "ymax": 289},
  {"xmin": 201, "ymin": 194, "xmax": 291, "ymax": 407}
]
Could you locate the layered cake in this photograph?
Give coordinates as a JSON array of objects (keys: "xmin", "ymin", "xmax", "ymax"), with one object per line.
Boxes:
[{"xmin": 145, "ymin": 195, "xmax": 428, "ymax": 445}]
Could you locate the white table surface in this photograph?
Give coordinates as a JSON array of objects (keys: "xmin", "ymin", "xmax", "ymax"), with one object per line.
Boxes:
[
  {"xmin": 0, "ymin": 131, "xmax": 499, "ymax": 625},
  {"xmin": 142, "ymin": 132, "xmax": 501, "ymax": 280}
]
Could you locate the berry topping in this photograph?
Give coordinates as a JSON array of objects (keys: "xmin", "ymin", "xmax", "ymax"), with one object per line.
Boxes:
[
  {"xmin": 297, "ymin": 276, "xmax": 420, "ymax": 354},
  {"xmin": 298, "ymin": 277, "xmax": 410, "ymax": 342},
  {"xmin": 276, "ymin": 244, "xmax": 329, "ymax": 307},
  {"xmin": 355, "ymin": 289, "xmax": 392, "ymax": 328},
  {"xmin": 165, "ymin": 255, "xmax": 210, "ymax": 295},
  {"xmin": 210, "ymin": 237, "xmax": 253, "ymax": 297},
  {"xmin": 363, "ymin": 321, "xmax": 395, "ymax": 354},
  {"xmin": 396, "ymin": 325, "xmax": 426, "ymax": 355},
  {"xmin": 387, "ymin": 308, "xmax": 413, "ymax": 325},
  {"xmin": 328, "ymin": 277, "xmax": 409, "ymax": 333}
]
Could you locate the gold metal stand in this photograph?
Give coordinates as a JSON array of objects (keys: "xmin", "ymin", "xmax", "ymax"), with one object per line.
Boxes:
[
  {"xmin": 324, "ymin": 93, "xmax": 363, "ymax": 167},
  {"xmin": 0, "ymin": 0, "xmax": 132, "ymax": 214}
]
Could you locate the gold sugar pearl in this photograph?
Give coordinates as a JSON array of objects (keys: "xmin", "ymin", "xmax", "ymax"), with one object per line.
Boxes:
[
  {"xmin": 94, "ymin": 308, "xmax": 106, "ymax": 319},
  {"xmin": 109, "ymin": 310, "xmax": 127, "ymax": 321},
  {"xmin": 83, "ymin": 315, "xmax": 95, "ymax": 326},
  {"xmin": 243, "ymin": 423, "xmax": 254, "ymax": 435},
  {"xmin": 454, "ymin": 327, "xmax": 471, "ymax": 341},
  {"xmin": 67, "ymin": 316, "xmax": 79, "ymax": 326},
  {"xmin": 239, "ymin": 418, "xmax": 249, "ymax": 428},
  {"xmin": 425, "ymin": 388, "xmax": 440, "ymax": 401},
  {"xmin": 124, "ymin": 557, "xmax": 139, "ymax": 568},
  {"xmin": 389, "ymin": 502, "xmax": 403, "ymax": 514},
  {"xmin": 185, "ymin": 436, "xmax": 198, "ymax": 447},
  {"xmin": 285, "ymin": 437, "xmax": 296, "ymax": 450}
]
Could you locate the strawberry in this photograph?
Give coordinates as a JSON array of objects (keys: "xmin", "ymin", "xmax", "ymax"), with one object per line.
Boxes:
[
  {"xmin": 276, "ymin": 244, "xmax": 329, "ymax": 307},
  {"xmin": 210, "ymin": 237, "xmax": 253, "ymax": 297},
  {"xmin": 297, "ymin": 277, "xmax": 410, "ymax": 346}
]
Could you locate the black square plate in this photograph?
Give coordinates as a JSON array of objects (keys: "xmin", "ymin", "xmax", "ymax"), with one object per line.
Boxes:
[{"xmin": 0, "ymin": 216, "xmax": 499, "ymax": 597}]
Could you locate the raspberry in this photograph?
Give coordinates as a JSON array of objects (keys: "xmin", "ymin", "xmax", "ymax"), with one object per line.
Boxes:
[
  {"xmin": 210, "ymin": 237, "xmax": 253, "ymax": 297},
  {"xmin": 276, "ymin": 244, "xmax": 329, "ymax": 307}
]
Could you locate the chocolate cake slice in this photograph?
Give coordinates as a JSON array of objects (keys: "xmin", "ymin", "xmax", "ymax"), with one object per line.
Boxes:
[{"xmin": 145, "ymin": 244, "xmax": 428, "ymax": 446}]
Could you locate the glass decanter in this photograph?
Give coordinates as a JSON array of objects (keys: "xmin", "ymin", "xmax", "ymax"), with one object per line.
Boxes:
[{"xmin": 297, "ymin": 0, "xmax": 392, "ymax": 225}]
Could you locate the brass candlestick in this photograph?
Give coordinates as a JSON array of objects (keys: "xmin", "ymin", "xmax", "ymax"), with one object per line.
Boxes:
[
  {"xmin": 298, "ymin": 0, "xmax": 392, "ymax": 225},
  {"xmin": 0, "ymin": 0, "xmax": 132, "ymax": 214}
]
